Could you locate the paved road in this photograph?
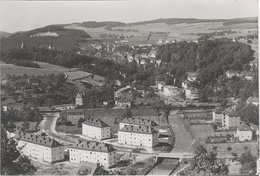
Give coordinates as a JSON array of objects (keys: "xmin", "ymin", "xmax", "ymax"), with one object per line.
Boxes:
[
  {"xmin": 39, "ymin": 112, "xmax": 60, "ymax": 133},
  {"xmin": 168, "ymin": 114, "xmax": 193, "ymax": 153}
]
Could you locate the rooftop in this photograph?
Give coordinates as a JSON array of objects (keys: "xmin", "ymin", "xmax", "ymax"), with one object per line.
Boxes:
[
  {"xmin": 70, "ymin": 140, "xmax": 116, "ymax": 153},
  {"xmin": 83, "ymin": 117, "xmax": 109, "ymax": 128},
  {"xmin": 119, "ymin": 125, "xmax": 158, "ymax": 134},
  {"xmin": 224, "ymin": 108, "xmax": 239, "ymax": 117},
  {"xmin": 16, "ymin": 131, "xmax": 63, "ymax": 148},
  {"xmin": 121, "ymin": 117, "xmax": 158, "ymax": 127},
  {"xmin": 237, "ymin": 122, "xmax": 252, "ymax": 131}
]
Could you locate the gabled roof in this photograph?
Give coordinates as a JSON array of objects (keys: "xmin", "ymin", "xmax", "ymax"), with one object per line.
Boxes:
[
  {"xmin": 224, "ymin": 108, "xmax": 239, "ymax": 117},
  {"xmin": 238, "ymin": 122, "xmax": 252, "ymax": 131},
  {"xmin": 121, "ymin": 117, "xmax": 158, "ymax": 127},
  {"xmin": 119, "ymin": 125, "xmax": 158, "ymax": 134},
  {"xmin": 83, "ymin": 118, "xmax": 109, "ymax": 128},
  {"xmin": 70, "ymin": 140, "xmax": 116, "ymax": 153},
  {"xmin": 16, "ymin": 131, "xmax": 63, "ymax": 148},
  {"xmin": 246, "ymin": 96, "xmax": 259, "ymax": 103}
]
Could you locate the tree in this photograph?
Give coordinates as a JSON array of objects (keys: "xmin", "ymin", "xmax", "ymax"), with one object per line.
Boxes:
[
  {"xmin": 1, "ymin": 127, "xmax": 36, "ymax": 175},
  {"xmin": 240, "ymin": 161, "xmax": 256, "ymax": 175},
  {"xmin": 77, "ymin": 117, "xmax": 85, "ymax": 128},
  {"xmin": 240, "ymin": 151, "xmax": 255, "ymax": 165},
  {"xmin": 190, "ymin": 145, "xmax": 229, "ymax": 176},
  {"xmin": 122, "ymin": 105, "xmax": 132, "ymax": 118}
]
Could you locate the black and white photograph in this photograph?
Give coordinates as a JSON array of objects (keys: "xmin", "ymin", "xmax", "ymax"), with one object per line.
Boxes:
[{"xmin": 0, "ymin": 0, "xmax": 259, "ymax": 175}]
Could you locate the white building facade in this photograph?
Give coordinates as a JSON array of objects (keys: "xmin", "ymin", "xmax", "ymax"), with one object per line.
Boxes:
[
  {"xmin": 69, "ymin": 141, "xmax": 116, "ymax": 168},
  {"xmin": 16, "ymin": 132, "xmax": 64, "ymax": 163},
  {"xmin": 82, "ymin": 118, "xmax": 110, "ymax": 140},
  {"xmin": 222, "ymin": 109, "xmax": 241, "ymax": 130},
  {"xmin": 236, "ymin": 122, "xmax": 253, "ymax": 142},
  {"xmin": 118, "ymin": 125, "xmax": 159, "ymax": 147}
]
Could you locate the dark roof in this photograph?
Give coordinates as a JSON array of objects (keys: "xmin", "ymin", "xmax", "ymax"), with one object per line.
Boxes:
[
  {"xmin": 66, "ymin": 109, "xmax": 86, "ymax": 113},
  {"xmin": 70, "ymin": 140, "xmax": 116, "ymax": 153},
  {"xmin": 85, "ymin": 108, "xmax": 159, "ymax": 118},
  {"xmin": 224, "ymin": 108, "xmax": 239, "ymax": 117},
  {"xmin": 121, "ymin": 117, "xmax": 158, "ymax": 127},
  {"xmin": 238, "ymin": 122, "xmax": 252, "ymax": 131},
  {"xmin": 16, "ymin": 131, "xmax": 63, "ymax": 148},
  {"xmin": 119, "ymin": 125, "xmax": 158, "ymax": 134},
  {"xmin": 83, "ymin": 117, "xmax": 109, "ymax": 128}
]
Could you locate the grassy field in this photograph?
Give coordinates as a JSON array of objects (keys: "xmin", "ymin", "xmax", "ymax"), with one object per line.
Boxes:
[{"xmin": 0, "ymin": 61, "xmax": 61, "ymax": 80}]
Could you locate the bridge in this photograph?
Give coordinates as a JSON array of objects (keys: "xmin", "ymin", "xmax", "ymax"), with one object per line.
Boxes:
[{"xmin": 153, "ymin": 152, "xmax": 195, "ymax": 162}]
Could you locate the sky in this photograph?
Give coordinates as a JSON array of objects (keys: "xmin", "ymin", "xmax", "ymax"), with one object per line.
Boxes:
[{"xmin": 0, "ymin": 0, "xmax": 258, "ymax": 33}]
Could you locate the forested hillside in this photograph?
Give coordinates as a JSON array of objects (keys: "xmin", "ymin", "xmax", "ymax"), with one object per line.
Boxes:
[{"xmin": 1, "ymin": 25, "xmax": 91, "ymax": 52}]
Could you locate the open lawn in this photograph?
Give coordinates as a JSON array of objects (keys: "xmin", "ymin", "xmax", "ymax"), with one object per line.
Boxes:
[
  {"xmin": 56, "ymin": 125, "xmax": 81, "ymax": 134},
  {"xmin": 189, "ymin": 124, "xmax": 214, "ymax": 139}
]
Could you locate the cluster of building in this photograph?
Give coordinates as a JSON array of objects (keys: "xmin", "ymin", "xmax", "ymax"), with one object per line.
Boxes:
[
  {"xmin": 225, "ymin": 70, "xmax": 256, "ymax": 80},
  {"xmin": 212, "ymin": 106, "xmax": 257, "ymax": 142}
]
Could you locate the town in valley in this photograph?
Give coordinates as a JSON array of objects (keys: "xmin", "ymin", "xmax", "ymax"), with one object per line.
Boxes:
[{"xmin": 0, "ymin": 1, "xmax": 259, "ymax": 175}]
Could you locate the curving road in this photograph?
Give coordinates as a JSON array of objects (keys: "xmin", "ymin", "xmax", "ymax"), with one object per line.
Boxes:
[{"xmin": 39, "ymin": 112, "xmax": 60, "ymax": 133}]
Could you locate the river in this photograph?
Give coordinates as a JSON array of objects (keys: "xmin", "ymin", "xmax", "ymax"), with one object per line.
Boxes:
[
  {"xmin": 39, "ymin": 112, "xmax": 60, "ymax": 133},
  {"xmin": 147, "ymin": 158, "xmax": 179, "ymax": 175}
]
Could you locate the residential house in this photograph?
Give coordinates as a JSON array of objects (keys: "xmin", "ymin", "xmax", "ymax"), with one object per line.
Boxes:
[
  {"xmin": 249, "ymin": 58, "xmax": 258, "ymax": 68},
  {"xmin": 162, "ymin": 85, "xmax": 181, "ymax": 97},
  {"xmin": 242, "ymin": 71, "xmax": 254, "ymax": 81},
  {"xmin": 181, "ymin": 80, "xmax": 191, "ymax": 90},
  {"xmin": 75, "ymin": 92, "xmax": 84, "ymax": 106},
  {"xmin": 82, "ymin": 118, "xmax": 110, "ymax": 140},
  {"xmin": 185, "ymin": 87, "xmax": 199, "ymax": 100},
  {"xmin": 212, "ymin": 109, "xmax": 223, "ymax": 124},
  {"xmin": 226, "ymin": 70, "xmax": 241, "ymax": 78},
  {"xmin": 115, "ymin": 100, "xmax": 132, "ymax": 108},
  {"xmin": 155, "ymin": 59, "xmax": 162, "ymax": 67},
  {"xmin": 16, "ymin": 131, "xmax": 64, "ymax": 163},
  {"xmin": 127, "ymin": 55, "xmax": 134, "ymax": 62},
  {"xmin": 187, "ymin": 72, "xmax": 198, "ymax": 82},
  {"xmin": 69, "ymin": 140, "xmax": 116, "ymax": 168},
  {"xmin": 148, "ymin": 50, "xmax": 157, "ymax": 59},
  {"xmin": 119, "ymin": 117, "xmax": 159, "ymax": 131},
  {"xmin": 222, "ymin": 108, "xmax": 241, "ymax": 130},
  {"xmin": 236, "ymin": 122, "xmax": 253, "ymax": 142},
  {"xmin": 141, "ymin": 53, "xmax": 148, "ymax": 59},
  {"xmin": 118, "ymin": 125, "xmax": 159, "ymax": 147},
  {"xmin": 246, "ymin": 96, "xmax": 259, "ymax": 106}
]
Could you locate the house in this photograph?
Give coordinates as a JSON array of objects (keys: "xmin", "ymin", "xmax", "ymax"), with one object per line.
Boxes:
[
  {"xmin": 236, "ymin": 122, "xmax": 252, "ymax": 142},
  {"xmin": 148, "ymin": 50, "xmax": 157, "ymax": 59},
  {"xmin": 118, "ymin": 125, "xmax": 159, "ymax": 147},
  {"xmin": 155, "ymin": 59, "xmax": 161, "ymax": 67},
  {"xmin": 82, "ymin": 118, "xmax": 110, "ymax": 140},
  {"xmin": 69, "ymin": 140, "xmax": 116, "ymax": 168},
  {"xmin": 162, "ymin": 85, "xmax": 181, "ymax": 97},
  {"xmin": 212, "ymin": 109, "xmax": 223, "ymax": 124},
  {"xmin": 185, "ymin": 87, "xmax": 199, "ymax": 100},
  {"xmin": 249, "ymin": 58, "xmax": 258, "ymax": 68},
  {"xmin": 181, "ymin": 80, "xmax": 191, "ymax": 90},
  {"xmin": 246, "ymin": 96, "xmax": 259, "ymax": 106},
  {"xmin": 63, "ymin": 109, "xmax": 86, "ymax": 125},
  {"xmin": 75, "ymin": 92, "xmax": 84, "ymax": 106},
  {"xmin": 187, "ymin": 72, "xmax": 198, "ymax": 82},
  {"xmin": 243, "ymin": 71, "xmax": 254, "ymax": 81},
  {"xmin": 115, "ymin": 100, "xmax": 132, "ymax": 108},
  {"xmin": 222, "ymin": 108, "xmax": 241, "ymax": 130},
  {"xmin": 140, "ymin": 58, "xmax": 146, "ymax": 65},
  {"xmin": 16, "ymin": 131, "xmax": 64, "ymax": 163},
  {"xmin": 127, "ymin": 55, "xmax": 134, "ymax": 62},
  {"xmin": 226, "ymin": 70, "xmax": 241, "ymax": 78},
  {"xmin": 141, "ymin": 53, "xmax": 148, "ymax": 59},
  {"xmin": 119, "ymin": 117, "xmax": 159, "ymax": 131}
]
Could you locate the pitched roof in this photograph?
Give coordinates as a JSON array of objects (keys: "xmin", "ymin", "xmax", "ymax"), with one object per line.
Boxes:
[
  {"xmin": 119, "ymin": 125, "xmax": 158, "ymax": 134},
  {"xmin": 121, "ymin": 117, "xmax": 158, "ymax": 127},
  {"xmin": 83, "ymin": 118, "xmax": 109, "ymax": 128},
  {"xmin": 246, "ymin": 96, "xmax": 259, "ymax": 103},
  {"xmin": 224, "ymin": 108, "xmax": 239, "ymax": 117},
  {"xmin": 70, "ymin": 140, "xmax": 116, "ymax": 153},
  {"xmin": 238, "ymin": 122, "xmax": 252, "ymax": 131},
  {"xmin": 16, "ymin": 131, "xmax": 63, "ymax": 148}
]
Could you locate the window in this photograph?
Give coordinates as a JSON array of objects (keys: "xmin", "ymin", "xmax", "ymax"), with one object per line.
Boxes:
[{"xmin": 104, "ymin": 158, "xmax": 106, "ymax": 160}]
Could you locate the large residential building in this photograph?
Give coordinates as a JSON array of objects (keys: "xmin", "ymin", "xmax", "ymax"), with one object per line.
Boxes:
[
  {"xmin": 236, "ymin": 122, "xmax": 252, "ymax": 142},
  {"xmin": 69, "ymin": 140, "xmax": 116, "ymax": 168},
  {"xmin": 16, "ymin": 131, "xmax": 64, "ymax": 163},
  {"xmin": 222, "ymin": 108, "xmax": 241, "ymax": 130},
  {"xmin": 82, "ymin": 118, "xmax": 110, "ymax": 140},
  {"xmin": 246, "ymin": 96, "xmax": 259, "ymax": 106},
  {"xmin": 118, "ymin": 125, "xmax": 159, "ymax": 147},
  {"xmin": 226, "ymin": 70, "xmax": 241, "ymax": 78},
  {"xmin": 161, "ymin": 85, "xmax": 181, "ymax": 97},
  {"xmin": 62, "ymin": 109, "xmax": 87, "ymax": 125},
  {"xmin": 120, "ymin": 117, "xmax": 159, "ymax": 131},
  {"xmin": 75, "ymin": 88, "xmax": 114, "ymax": 108}
]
